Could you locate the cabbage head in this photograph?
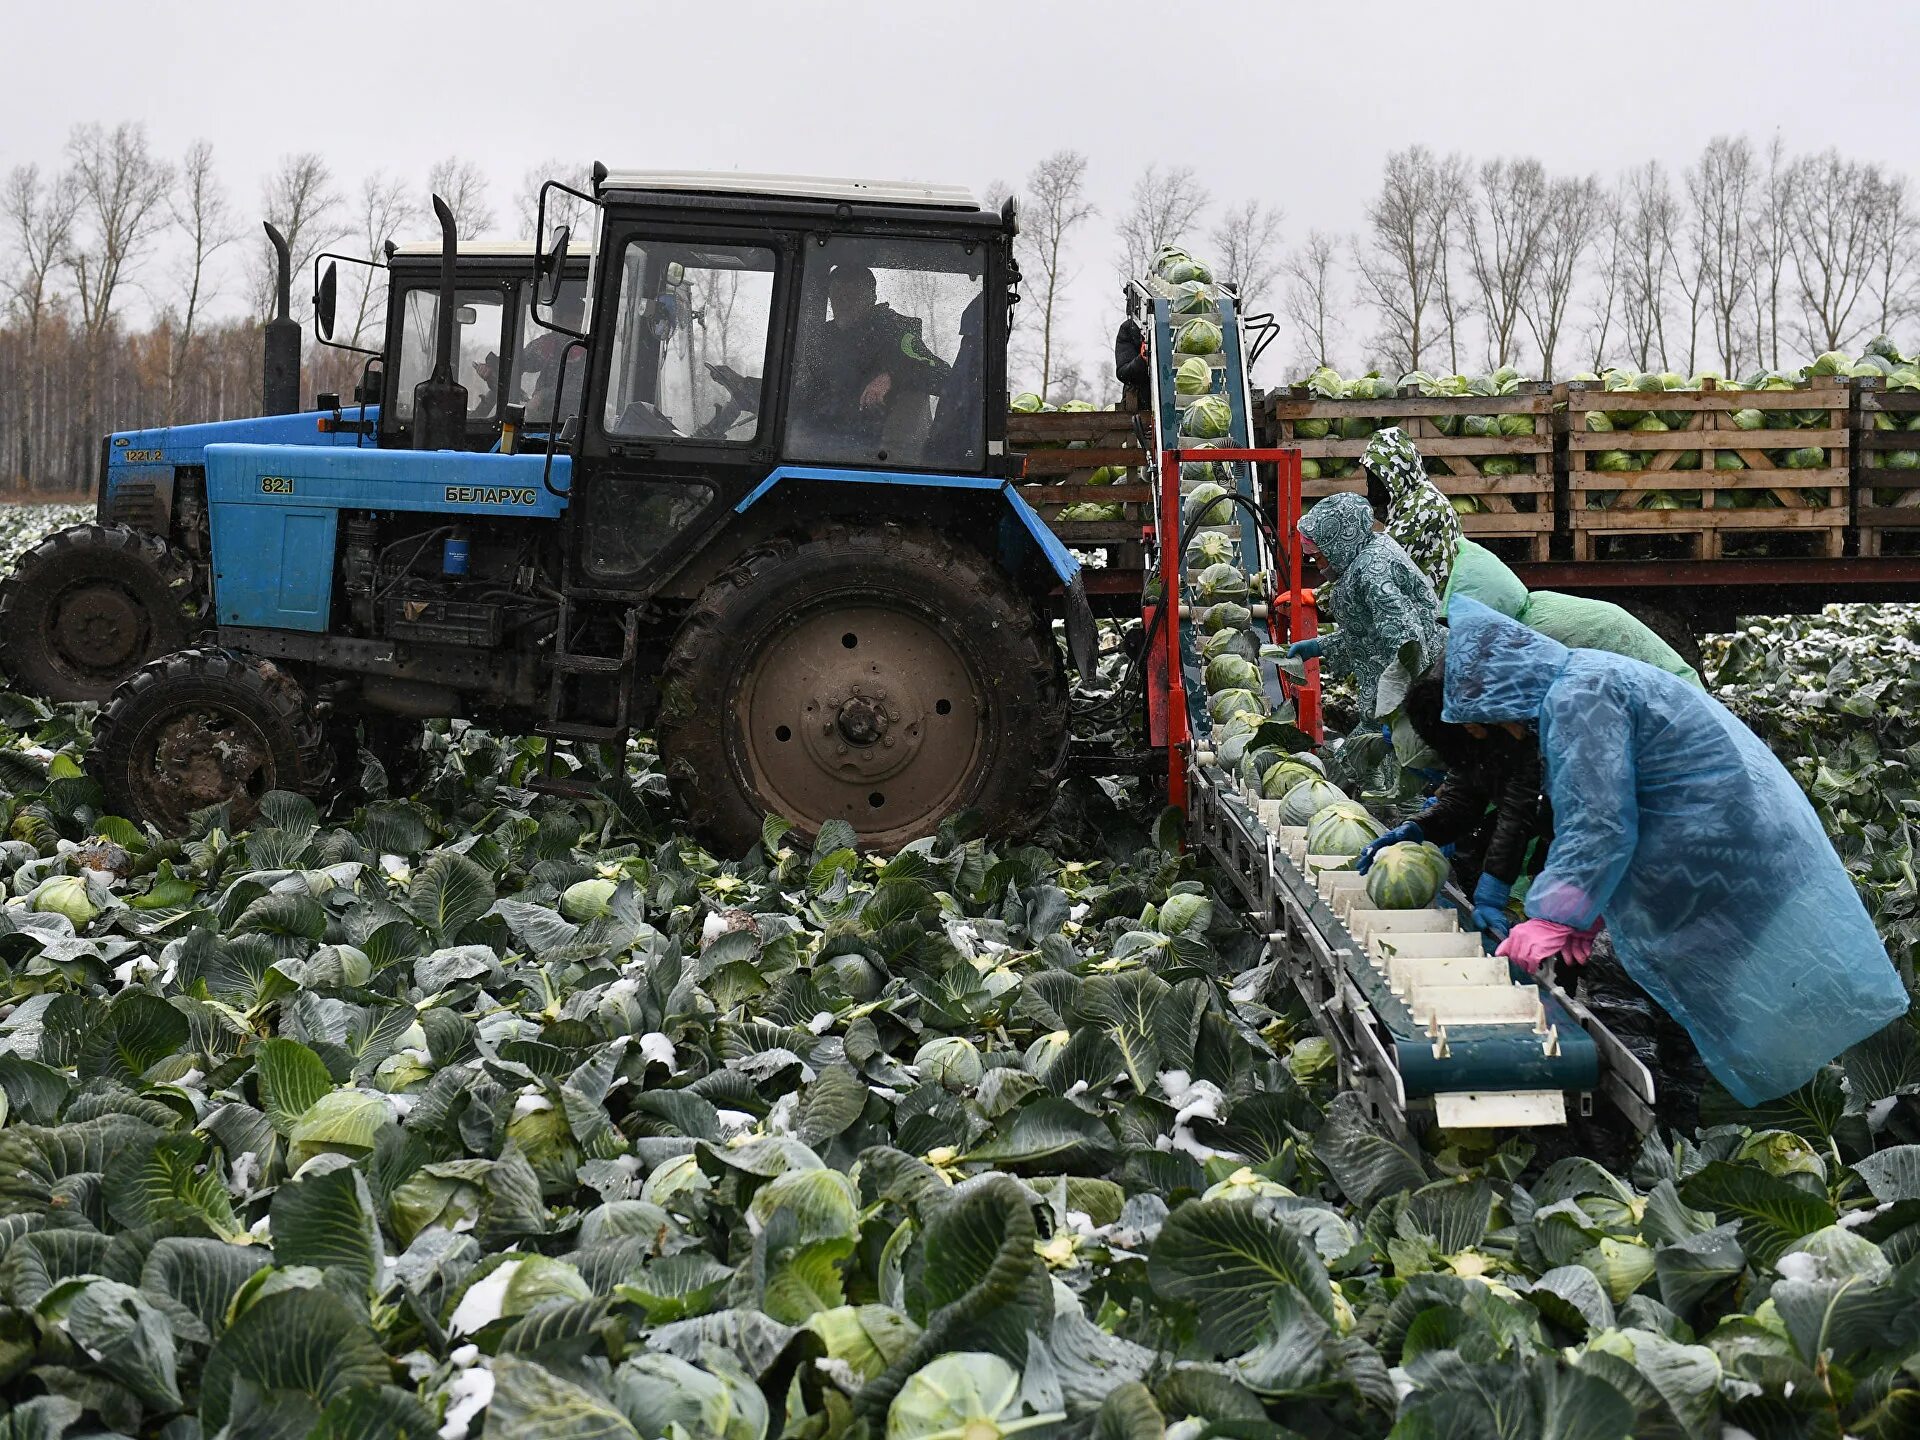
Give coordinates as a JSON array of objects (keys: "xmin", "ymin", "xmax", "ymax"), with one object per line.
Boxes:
[
  {"xmin": 1175, "ymin": 355, "xmax": 1213, "ymax": 396},
  {"xmin": 914, "ymin": 1035, "xmax": 983, "ymax": 1091},
  {"xmin": 30, "ymin": 875, "xmax": 97, "ymax": 926},
  {"xmin": 887, "ymin": 1352, "xmax": 1062, "ymax": 1440},
  {"xmin": 1182, "ymin": 394, "xmax": 1233, "ymax": 439},
  {"xmin": 561, "ymin": 877, "xmax": 617, "ymax": 922},
  {"xmin": 1183, "ymin": 481, "xmax": 1234, "ymax": 527},
  {"xmin": 1175, "ymin": 319, "xmax": 1223, "ymax": 356},
  {"xmin": 1194, "ymin": 562, "xmax": 1249, "ymax": 604}
]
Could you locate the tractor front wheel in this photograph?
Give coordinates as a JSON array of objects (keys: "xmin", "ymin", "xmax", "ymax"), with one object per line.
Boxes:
[
  {"xmin": 91, "ymin": 648, "xmax": 332, "ymax": 832},
  {"xmin": 658, "ymin": 524, "xmax": 1067, "ymax": 854},
  {"xmin": 0, "ymin": 524, "xmax": 197, "ymax": 702}
]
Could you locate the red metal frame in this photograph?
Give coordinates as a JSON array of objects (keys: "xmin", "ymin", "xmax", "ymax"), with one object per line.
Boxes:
[{"xmin": 1154, "ymin": 446, "xmax": 1321, "ymax": 813}]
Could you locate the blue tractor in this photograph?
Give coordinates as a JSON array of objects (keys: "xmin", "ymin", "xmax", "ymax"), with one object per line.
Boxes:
[
  {"xmin": 0, "ymin": 229, "xmax": 589, "ymax": 702},
  {"xmin": 90, "ymin": 171, "xmax": 1097, "ymax": 853}
]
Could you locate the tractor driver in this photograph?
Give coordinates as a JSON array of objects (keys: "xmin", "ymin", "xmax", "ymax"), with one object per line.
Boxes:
[
  {"xmin": 516, "ymin": 286, "xmax": 587, "ymax": 425},
  {"xmin": 814, "ymin": 263, "xmax": 952, "ymax": 459}
]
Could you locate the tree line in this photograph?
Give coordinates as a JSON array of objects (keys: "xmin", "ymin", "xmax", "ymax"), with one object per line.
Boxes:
[
  {"xmin": 0, "ymin": 122, "xmax": 578, "ymax": 495},
  {"xmin": 5, "ymin": 124, "xmax": 1910, "ymax": 494},
  {"xmin": 1001, "ymin": 136, "xmax": 1915, "ymax": 401}
]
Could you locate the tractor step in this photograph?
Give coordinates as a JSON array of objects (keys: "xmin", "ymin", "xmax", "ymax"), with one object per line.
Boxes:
[
  {"xmin": 526, "ymin": 769, "xmax": 604, "ymax": 800},
  {"xmin": 537, "ymin": 720, "xmax": 628, "ymax": 742}
]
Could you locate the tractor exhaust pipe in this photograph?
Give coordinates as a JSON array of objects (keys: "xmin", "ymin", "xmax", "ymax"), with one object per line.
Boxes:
[
  {"xmin": 411, "ymin": 194, "xmax": 467, "ymax": 451},
  {"xmin": 262, "ymin": 222, "xmax": 301, "ymax": 415}
]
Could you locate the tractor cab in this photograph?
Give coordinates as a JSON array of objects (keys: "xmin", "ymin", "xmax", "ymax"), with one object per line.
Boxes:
[
  {"xmin": 534, "ymin": 171, "xmax": 1035, "ymax": 605},
  {"xmin": 315, "ymin": 241, "xmax": 593, "ymax": 452}
]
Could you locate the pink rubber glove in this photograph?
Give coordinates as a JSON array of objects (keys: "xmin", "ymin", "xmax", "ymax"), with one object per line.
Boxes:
[{"xmin": 1497, "ymin": 918, "xmax": 1605, "ymax": 974}]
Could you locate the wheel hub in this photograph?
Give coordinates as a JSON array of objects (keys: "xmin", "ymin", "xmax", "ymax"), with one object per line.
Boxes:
[
  {"xmin": 140, "ymin": 709, "xmax": 272, "ymax": 825},
  {"xmin": 836, "ymin": 696, "xmax": 889, "ymax": 746},
  {"xmin": 740, "ymin": 604, "xmax": 982, "ymax": 841},
  {"xmin": 54, "ymin": 584, "xmax": 144, "ymax": 671}
]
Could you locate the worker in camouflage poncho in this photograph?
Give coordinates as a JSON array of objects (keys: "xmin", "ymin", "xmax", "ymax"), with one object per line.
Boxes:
[
  {"xmin": 1362, "ymin": 426, "xmax": 1461, "ymax": 596},
  {"xmin": 1289, "ymin": 492, "xmax": 1441, "ymax": 718}
]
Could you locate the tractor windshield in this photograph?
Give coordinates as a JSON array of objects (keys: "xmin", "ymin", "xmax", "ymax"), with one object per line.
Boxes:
[
  {"xmin": 602, "ymin": 241, "xmax": 776, "ymax": 443},
  {"xmin": 392, "ymin": 286, "xmax": 509, "ymax": 421},
  {"xmin": 788, "ymin": 235, "xmax": 985, "ymax": 471}
]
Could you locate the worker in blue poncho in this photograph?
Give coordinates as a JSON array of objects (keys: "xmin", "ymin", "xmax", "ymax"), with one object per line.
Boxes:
[{"xmin": 1443, "ymin": 595, "xmax": 1910, "ymax": 1109}]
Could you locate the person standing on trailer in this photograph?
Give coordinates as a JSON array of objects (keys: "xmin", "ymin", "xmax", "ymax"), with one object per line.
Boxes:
[
  {"xmin": 1441, "ymin": 595, "xmax": 1910, "ymax": 1111},
  {"xmin": 1288, "ymin": 492, "xmax": 1440, "ymax": 720}
]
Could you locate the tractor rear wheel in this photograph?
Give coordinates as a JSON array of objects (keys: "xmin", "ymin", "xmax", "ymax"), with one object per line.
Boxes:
[
  {"xmin": 658, "ymin": 523, "xmax": 1068, "ymax": 854},
  {"xmin": 91, "ymin": 648, "xmax": 332, "ymax": 832},
  {"xmin": 0, "ymin": 524, "xmax": 197, "ymax": 702}
]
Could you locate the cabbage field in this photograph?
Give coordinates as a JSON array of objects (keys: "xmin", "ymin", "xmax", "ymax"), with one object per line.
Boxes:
[{"xmin": 1, "ymin": 499, "xmax": 1919, "ymax": 1438}]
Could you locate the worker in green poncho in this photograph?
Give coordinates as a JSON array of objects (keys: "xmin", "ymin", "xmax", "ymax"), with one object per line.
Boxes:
[
  {"xmin": 1361, "ymin": 426, "xmax": 1462, "ymax": 597},
  {"xmin": 1443, "ymin": 539, "xmax": 1702, "ymax": 688}
]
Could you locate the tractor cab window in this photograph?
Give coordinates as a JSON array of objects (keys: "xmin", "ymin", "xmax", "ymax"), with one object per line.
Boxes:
[
  {"xmin": 788, "ymin": 236, "xmax": 985, "ymax": 471},
  {"xmin": 602, "ymin": 241, "xmax": 775, "ymax": 443},
  {"xmin": 393, "ymin": 286, "xmax": 509, "ymax": 421},
  {"xmin": 511, "ymin": 276, "xmax": 589, "ymax": 428}
]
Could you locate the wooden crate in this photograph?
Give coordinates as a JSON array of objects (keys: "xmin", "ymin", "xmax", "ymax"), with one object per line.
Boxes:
[
  {"xmin": 1263, "ymin": 385, "xmax": 1555, "ymax": 562},
  {"xmin": 1564, "ymin": 379, "xmax": 1849, "ymax": 560},
  {"xmin": 1855, "ymin": 383, "xmax": 1920, "ymax": 557},
  {"xmin": 1007, "ymin": 410, "xmax": 1149, "ymax": 577}
]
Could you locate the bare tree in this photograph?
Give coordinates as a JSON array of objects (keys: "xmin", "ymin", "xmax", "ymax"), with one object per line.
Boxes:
[
  {"xmin": 1465, "ymin": 156, "xmax": 1550, "ymax": 370},
  {"xmin": 257, "ymin": 152, "xmax": 342, "ymax": 317},
  {"xmin": 1428, "ymin": 155, "xmax": 1473, "ymax": 373},
  {"xmin": 1687, "ymin": 136, "xmax": 1755, "ymax": 374},
  {"xmin": 1618, "ymin": 161, "xmax": 1678, "ymax": 370},
  {"xmin": 64, "ymin": 121, "xmax": 173, "ymax": 470},
  {"xmin": 2, "ymin": 162, "xmax": 79, "ymax": 489},
  {"xmin": 1520, "ymin": 174, "xmax": 1597, "ymax": 379},
  {"xmin": 64, "ymin": 122, "xmax": 174, "ymax": 349},
  {"xmin": 1787, "ymin": 148, "xmax": 1879, "ymax": 355},
  {"xmin": 166, "ymin": 139, "xmax": 234, "ymax": 420},
  {"xmin": 1208, "ymin": 199, "xmax": 1285, "ymax": 309},
  {"xmin": 515, "ymin": 158, "xmax": 595, "ymax": 243},
  {"xmin": 344, "ymin": 170, "xmax": 412, "ymax": 349},
  {"xmin": 1746, "ymin": 134, "xmax": 1795, "ymax": 371},
  {"xmin": 1115, "ymin": 163, "xmax": 1209, "ymax": 282},
  {"xmin": 1355, "ymin": 146, "xmax": 1453, "ymax": 373},
  {"xmin": 1018, "ymin": 150, "xmax": 1095, "ymax": 402},
  {"xmin": 428, "ymin": 157, "xmax": 496, "ymax": 239},
  {"xmin": 1863, "ymin": 170, "xmax": 1915, "ymax": 344},
  {"xmin": 1281, "ymin": 229, "xmax": 1342, "ymax": 371},
  {"xmin": 1582, "ymin": 188, "xmax": 1629, "ymax": 372}
]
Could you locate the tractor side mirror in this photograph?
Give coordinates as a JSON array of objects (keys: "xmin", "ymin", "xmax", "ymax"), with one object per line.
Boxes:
[
  {"xmin": 538, "ymin": 224, "xmax": 571, "ymax": 309},
  {"xmin": 354, "ymin": 365, "xmax": 383, "ymax": 405},
  {"xmin": 455, "ymin": 306, "xmax": 478, "ymax": 325},
  {"xmin": 316, "ymin": 261, "xmax": 337, "ymax": 341}
]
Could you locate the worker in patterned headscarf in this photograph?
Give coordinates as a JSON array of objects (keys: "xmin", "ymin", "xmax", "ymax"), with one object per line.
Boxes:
[
  {"xmin": 1362, "ymin": 426, "xmax": 1462, "ymax": 597},
  {"xmin": 1289, "ymin": 492, "xmax": 1440, "ymax": 718}
]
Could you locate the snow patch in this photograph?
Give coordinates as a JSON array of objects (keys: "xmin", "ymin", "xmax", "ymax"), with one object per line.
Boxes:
[
  {"xmin": 1838, "ymin": 1202, "xmax": 1892, "ymax": 1230},
  {"xmin": 449, "ymin": 1344, "xmax": 480, "ymax": 1368},
  {"xmin": 229, "ymin": 1151, "xmax": 260, "ymax": 1195},
  {"xmin": 639, "ymin": 1031, "xmax": 677, "ymax": 1070},
  {"xmin": 111, "ymin": 955, "xmax": 159, "ymax": 987},
  {"xmin": 1867, "ymin": 1096, "xmax": 1899, "ymax": 1128},
  {"xmin": 511, "ymin": 1092, "xmax": 553, "ymax": 1120},
  {"xmin": 700, "ymin": 911, "xmax": 729, "ymax": 947},
  {"xmin": 1774, "ymin": 1251, "xmax": 1820, "ymax": 1283},
  {"xmin": 716, "ymin": 1108, "xmax": 756, "ymax": 1134},
  {"xmin": 807, "ymin": 1011, "xmax": 836, "ymax": 1034},
  {"xmin": 449, "ymin": 1259, "xmax": 522, "ymax": 1336},
  {"xmin": 438, "ymin": 1364, "xmax": 494, "ymax": 1438}
]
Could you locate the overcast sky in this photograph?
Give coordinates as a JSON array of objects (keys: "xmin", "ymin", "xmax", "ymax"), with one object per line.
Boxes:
[{"xmin": 8, "ymin": 0, "xmax": 1919, "ymax": 381}]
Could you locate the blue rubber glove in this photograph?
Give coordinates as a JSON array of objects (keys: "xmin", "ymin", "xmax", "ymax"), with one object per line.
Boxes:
[
  {"xmin": 1356, "ymin": 820, "xmax": 1423, "ymax": 875},
  {"xmin": 1287, "ymin": 638, "xmax": 1323, "ymax": 660},
  {"xmin": 1470, "ymin": 872, "xmax": 1512, "ymax": 941}
]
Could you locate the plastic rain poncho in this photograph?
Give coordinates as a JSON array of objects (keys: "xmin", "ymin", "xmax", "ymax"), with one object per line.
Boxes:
[
  {"xmin": 1298, "ymin": 492, "xmax": 1440, "ymax": 718},
  {"xmin": 1444, "ymin": 539, "xmax": 1702, "ymax": 687},
  {"xmin": 1443, "ymin": 596, "xmax": 1908, "ymax": 1105},
  {"xmin": 1364, "ymin": 426, "xmax": 1461, "ymax": 596}
]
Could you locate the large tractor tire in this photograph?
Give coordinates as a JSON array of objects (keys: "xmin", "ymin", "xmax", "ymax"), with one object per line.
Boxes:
[
  {"xmin": 658, "ymin": 523, "xmax": 1068, "ymax": 855},
  {"xmin": 91, "ymin": 648, "xmax": 331, "ymax": 832},
  {"xmin": 0, "ymin": 524, "xmax": 197, "ymax": 702}
]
